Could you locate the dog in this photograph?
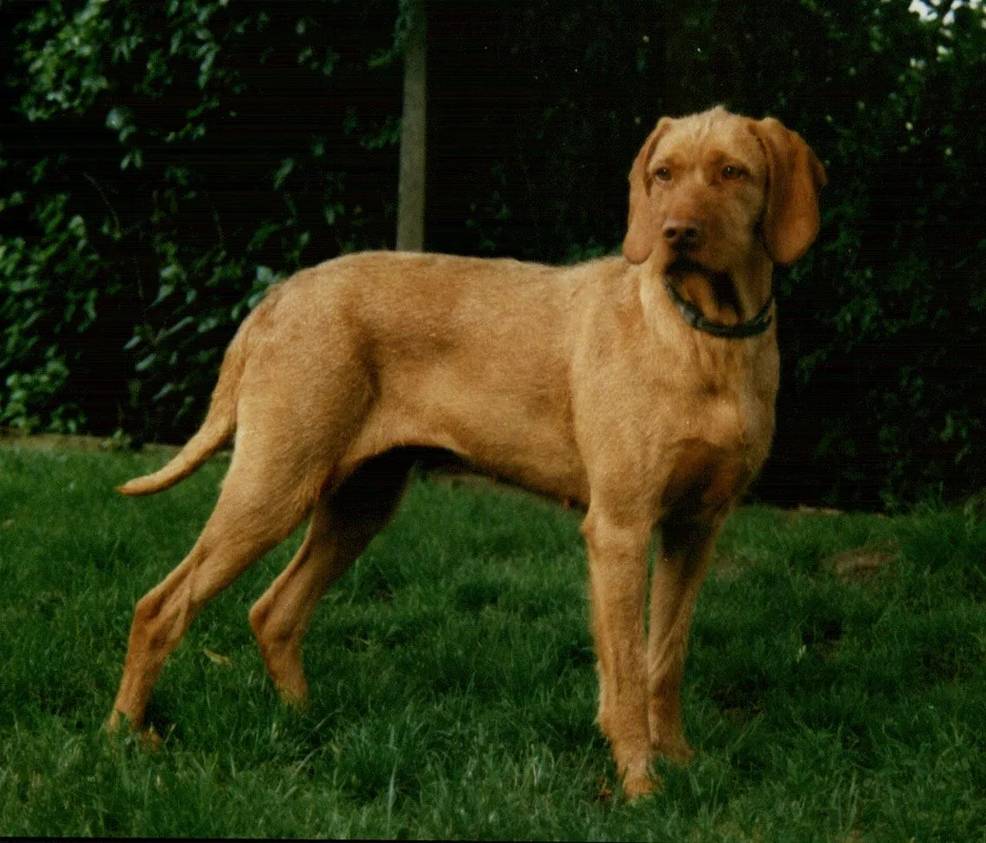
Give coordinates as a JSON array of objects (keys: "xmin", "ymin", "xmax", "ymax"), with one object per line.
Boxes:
[{"xmin": 107, "ymin": 106, "xmax": 825, "ymax": 798}]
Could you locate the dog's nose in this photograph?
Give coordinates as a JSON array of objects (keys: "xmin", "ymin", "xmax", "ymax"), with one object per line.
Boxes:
[{"xmin": 663, "ymin": 220, "xmax": 703, "ymax": 250}]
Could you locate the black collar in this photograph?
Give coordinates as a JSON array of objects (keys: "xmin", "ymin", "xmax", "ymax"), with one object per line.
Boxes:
[{"xmin": 664, "ymin": 279, "xmax": 774, "ymax": 339}]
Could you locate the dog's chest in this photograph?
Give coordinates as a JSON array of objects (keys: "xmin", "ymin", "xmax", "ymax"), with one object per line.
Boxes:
[{"xmin": 660, "ymin": 390, "xmax": 773, "ymax": 518}]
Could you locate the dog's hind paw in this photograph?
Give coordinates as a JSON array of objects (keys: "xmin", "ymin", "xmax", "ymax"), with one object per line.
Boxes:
[{"xmin": 104, "ymin": 710, "xmax": 163, "ymax": 750}]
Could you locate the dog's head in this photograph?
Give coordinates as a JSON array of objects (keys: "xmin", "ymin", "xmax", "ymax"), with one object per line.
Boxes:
[{"xmin": 622, "ymin": 107, "xmax": 826, "ymax": 273}]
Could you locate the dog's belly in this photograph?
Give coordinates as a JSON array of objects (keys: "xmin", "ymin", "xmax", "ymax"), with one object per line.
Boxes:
[
  {"xmin": 442, "ymin": 415, "xmax": 590, "ymax": 505},
  {"xmin": 657, "ymin": 379, "xmax": 775, "ymax": 518},
  {"xmin": 414, "ymin": 406, "xmax": 589, "ymax": 505},
  {"xmin": 345, "ymin": 366, "xmax": 590, "ymax": 505}
]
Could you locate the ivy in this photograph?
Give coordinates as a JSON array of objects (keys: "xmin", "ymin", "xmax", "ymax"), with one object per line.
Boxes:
[{"xmin": 1, "ymin": 0, "xmax": 398, "ymax": 442}]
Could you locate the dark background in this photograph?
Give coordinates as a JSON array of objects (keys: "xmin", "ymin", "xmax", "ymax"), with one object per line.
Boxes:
[{"xmin": 1, "ymin": 0, "xmax": 983, "ymax": 510}]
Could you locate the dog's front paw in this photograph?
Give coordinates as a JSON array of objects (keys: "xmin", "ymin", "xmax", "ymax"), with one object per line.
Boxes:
[
  {"xmin": 622, "ymin": 768, "xmax": 660, "ymax": 800},
  {"xmin": 619, "ymin": 754, "xmax": 661, "ymax": 800}
]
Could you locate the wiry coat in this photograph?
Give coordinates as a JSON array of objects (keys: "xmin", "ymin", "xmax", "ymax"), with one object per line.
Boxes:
[{"xmin": 109, "ymin": 107, "xmax": 825, "ymax": 799}]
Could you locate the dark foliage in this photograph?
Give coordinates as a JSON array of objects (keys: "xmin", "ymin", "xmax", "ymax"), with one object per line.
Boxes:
[{"xmin": 1, "ymin": 0, "xmax": 983, "ymax": 508}]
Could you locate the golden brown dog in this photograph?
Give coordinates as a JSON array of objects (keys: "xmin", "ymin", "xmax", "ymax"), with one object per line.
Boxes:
[{"xmin": 108, "ymin": 106, "xmax": 825, "ymax": 798}]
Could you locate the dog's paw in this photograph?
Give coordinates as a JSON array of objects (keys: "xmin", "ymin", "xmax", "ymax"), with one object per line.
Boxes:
[
  {"xmin": 274, "ymin": 682, "xmax": 310, "ymax": 710},
  {"xmin": 104, "ymin": 709, "xmax": 132, "ymax": 737},
  {"xmin": 618, "ymin": 753, "xmax": 661, "ymax": 800},
  {"xmin": 622, "ymin": 768, "xmax": 661, "ymax": 800},
  {"xmin": 104, "ymin": 711, "xmax": 163, "ymax": 750}
]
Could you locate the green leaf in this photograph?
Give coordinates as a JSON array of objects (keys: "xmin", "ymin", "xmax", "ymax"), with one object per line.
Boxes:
[
  {"xmin": 273, "ymin": 158, "xmax": 295, "ymax": 190},
  {"xmin": 135, "ymin": 353, "xmax": 157, "ymax": 373},
  {"xmin": 105, "ymin": 106, "xmax": 131, "ymax": 132}
]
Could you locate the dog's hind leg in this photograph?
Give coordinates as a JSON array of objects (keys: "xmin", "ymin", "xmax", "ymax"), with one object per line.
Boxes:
[
  {"xmin": 249, "ymin": 451, "xmax": 412, "ymax": 704},
  {"xmin": 106, "ymin": 435, "xmax": 332, "ymax": 735}
]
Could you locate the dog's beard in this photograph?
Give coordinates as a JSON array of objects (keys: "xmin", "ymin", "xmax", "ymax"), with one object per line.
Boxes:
[
  {"xmin": 664, "ymin": 255, "xmax": 742, "ymax": 316},
  {"xmin": 665, "ymin": 255, "xmax": 722, "ymax": 280}
]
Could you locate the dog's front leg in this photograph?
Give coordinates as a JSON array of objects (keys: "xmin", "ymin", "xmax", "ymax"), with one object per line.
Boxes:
[
  {"xmin": 646, "ymin": 517, "xmax": 721, "ymax": 763},
  {"xmin": 581, "ymin": 508, "xmax": 655, "ymax": 798}
]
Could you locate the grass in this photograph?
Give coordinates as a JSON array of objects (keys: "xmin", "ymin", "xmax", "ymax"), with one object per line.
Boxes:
[{"xmin": 0, "ymin": 443, "xmax": 984, "ymax": 840}]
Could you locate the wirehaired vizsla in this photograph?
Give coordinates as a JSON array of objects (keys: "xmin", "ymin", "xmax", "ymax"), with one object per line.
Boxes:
[{"xmin": 108, "ymin": 106, "xmax": 825, "ymax": 798}]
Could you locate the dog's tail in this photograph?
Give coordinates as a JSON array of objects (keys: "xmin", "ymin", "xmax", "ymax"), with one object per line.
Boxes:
[{"xmin": 117, "ymin": 316, "xmax": 254, "ymax": 497}]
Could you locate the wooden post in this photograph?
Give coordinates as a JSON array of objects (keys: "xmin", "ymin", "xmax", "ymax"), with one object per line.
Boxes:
[{"xmin": 396, "ymin": 0, "xmax": 426, "ymax": 251}]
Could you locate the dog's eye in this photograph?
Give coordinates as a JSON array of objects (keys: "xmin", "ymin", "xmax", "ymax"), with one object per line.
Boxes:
[
  {"xmin": 721, "ymin": 165, "xmax": 745, "ymax": 180},
  {"xmin": 654, "ymin": 167, "xmax": 672, "ymax": 182}
]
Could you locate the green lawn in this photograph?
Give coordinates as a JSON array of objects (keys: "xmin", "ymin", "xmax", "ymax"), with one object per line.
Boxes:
[{"xmin": 1, "ymin": 443, "xmax": 984, "ymax": 840}]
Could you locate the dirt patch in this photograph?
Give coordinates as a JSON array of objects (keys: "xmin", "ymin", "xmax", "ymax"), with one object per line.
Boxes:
[
  {"xmin": 711, "ymin": 553, "xmax": 757, "ymax": 580},
  {"xmin": 0, "ymin": 430, "xmax": 181, "ymax": 456},
  {"xmin": 788, "ymin": 504, "xmax": 888, "ymax": 521},
  {"xmin": 825, "ymin": 545, "xmax": 897, "ymax": 583},
  {"xmin": 794, "ymin": 504, "xmax": 845, "ymax": 516}
]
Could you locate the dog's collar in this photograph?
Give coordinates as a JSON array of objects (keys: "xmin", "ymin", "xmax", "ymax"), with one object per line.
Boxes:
[{"xmin": 664, "ymin": 279, "xmax": 774, "ymax": 340}]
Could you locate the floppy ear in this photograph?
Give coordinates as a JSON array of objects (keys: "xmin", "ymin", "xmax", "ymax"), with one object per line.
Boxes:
[
  {"xmin": 749, "ymin": 117, "xmax": 827, "ymax": 265},
  {"xmin": 622, "ymin": 117, "xmax": 673, "ymax": 265}
]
